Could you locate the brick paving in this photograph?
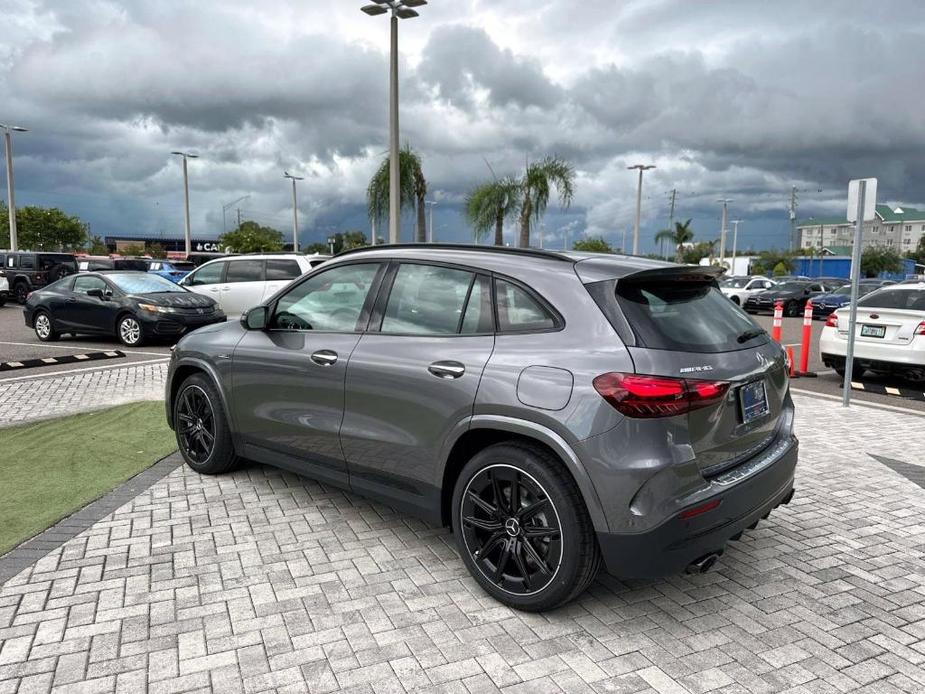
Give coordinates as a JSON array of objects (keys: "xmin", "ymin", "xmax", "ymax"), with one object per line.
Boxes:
[
  {"xmin": 1, "ymin": 393, "xmax": 924, "ymax": 692},
  {"xmin": 0, "ymin": 362, "xmax": 168, "ymax": 427}
]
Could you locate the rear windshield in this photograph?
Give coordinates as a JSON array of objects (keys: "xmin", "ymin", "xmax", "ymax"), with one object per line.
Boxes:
[
  {"xmin": 615, "ymin": 280, "xmax": 767, "ymax": 353},
  {"xmin": 858, "ymin": 288, "xmax": 925, "ymax": 311}
]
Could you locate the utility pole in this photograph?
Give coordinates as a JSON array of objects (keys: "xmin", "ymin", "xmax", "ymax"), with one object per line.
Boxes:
[
  {"xmin": 717, "ymin": 198, "xmax": 732, "ymax": 264},
  {"xmin": 627, "ymin": 164, "xmax": 656, "ymax": 255},
  {"xmin": 284, "ymin": 172, "xmax": 304, "ymax": 253},
  {"xmin": 665, "ymin": 188, "xmax": 677, "ymax": 259},
  {"xmin": 2, "ymin": 124, "xmax": 28, "ymax": 252},
  {"xmin": 236, "ymin": 207, "xmax": 242, "ymax": 228},
  {"xmin": 171, "ymin": 151, "xmax": 198, "ymax": 257},
  {"xmin": 788, "ymin": 186, "xmax": 798, "ymax": 251},
  {"xmin": 730, "ymin": 220, "xmax": 742, "ymax": 273}
]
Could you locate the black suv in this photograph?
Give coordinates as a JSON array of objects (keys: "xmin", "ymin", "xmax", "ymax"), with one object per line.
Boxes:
[{"xmin": 0, "ymin": 252, "xmax": 78, "ymax": 304}]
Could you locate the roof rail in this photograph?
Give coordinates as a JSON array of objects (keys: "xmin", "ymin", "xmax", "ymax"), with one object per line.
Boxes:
[{"xmin": 334, "ymin": 243, "xmax": 574, "ymax": 262}]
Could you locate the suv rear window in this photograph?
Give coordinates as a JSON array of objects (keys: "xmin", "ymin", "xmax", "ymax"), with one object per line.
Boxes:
[
  {"xmin": 615, "ymin": 280, "xmax": 766, "ymax": 353},
  {"xmin": 39, "ymin": 254, "xmax": 77, "ymax": 271}
]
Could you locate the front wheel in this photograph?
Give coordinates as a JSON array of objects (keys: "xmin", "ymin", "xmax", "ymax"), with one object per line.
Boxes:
[
  {"xmin": 34, "ymin": 311, "xmax": 59, "ymax": 342},
  {"xmin": 173, "ymin": 373, "xmax": 238, "ymax": 474},
  {"xmin": 452, "ymin": 442, "xmax": 600, "ymax": 611},
  {"xmin": 117, "ymin": 314, "xmax": 145, "ymax": 346},
  {"xmin": 785, "ymin": 300, "xmax": 800, "ymax": 317},
  {"xmin": 14, "ymin": 283, "xmax": 29, "ymax": 305}
]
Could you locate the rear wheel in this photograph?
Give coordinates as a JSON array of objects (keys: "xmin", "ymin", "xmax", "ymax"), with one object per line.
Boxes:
[
  {"xmin": 785, "ymin": 300, "xmax": 800, "ymax": 317},
  {"xmin": 452, "ymin": 442, "xmax": 600, "ymax": 611},
  {"xmin": 730, "ymin": 296, "xmax": 740, "ymax": 305},
  {"xmin": 34, "ymin": 311, "xmax": 59, "ymax": 342},
  {"xmin": 835, "ymin": 361, "xmax": 865, "ymax": 380},
  {"xmin": 14, "ymin": 282, "xmax": 29, "ymax": 305},
  {"xmin": 174, "ymin": 373, "xmax": 238, "ymax": 475}
]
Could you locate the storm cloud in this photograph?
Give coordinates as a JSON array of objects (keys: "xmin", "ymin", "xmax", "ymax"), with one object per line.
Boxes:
[{"xmin": 2, "ymin": 0, "xmax": 924, "ymax": 250}]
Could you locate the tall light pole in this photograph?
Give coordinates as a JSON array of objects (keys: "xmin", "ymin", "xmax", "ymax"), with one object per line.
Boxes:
[
  {"xmin": 1, "ymin": 123, "xmax": 28, "ymax": 252},
  {"xmin": 171, "ymin": 151, "xmax": 198, "ymax": 257},
  {"xmin": 222, "ymin": 195, "xmax": 250, "ymax": 234},
  {"xmin": 361, "ymin": 0, "xmax": 427, "ymax": 244},
  {"xmin": 717, "ymin": 198, "xmax": 732, "ymax": 264},
  {"xmin": 284, "ymin": 172, "xmax": 304, "ymax": 252},
  {"xmin": 425, "ymin": 200, "xmax": 437, "ymax": 242},
  {"xmin": 627, "ymin": 164, "xmax": 655, "ymax": 255},
  {"xmin": 729, "ymin": 220, "xmax": 742, "ymax": 273}
]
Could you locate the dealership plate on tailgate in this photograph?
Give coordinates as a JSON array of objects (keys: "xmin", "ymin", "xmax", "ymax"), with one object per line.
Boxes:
[
  {"xmin": 860, "ymin": 324, "xmax": 886, "ymax": 338},
  {"xmin": 740, "ymin": 380, "xmax": 770, "ymax": 424}
]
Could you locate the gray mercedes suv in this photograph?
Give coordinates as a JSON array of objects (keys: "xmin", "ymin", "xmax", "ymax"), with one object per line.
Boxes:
[{"xmin": 166, "ymin": 245, "xmax": 797, "ymax": 611}]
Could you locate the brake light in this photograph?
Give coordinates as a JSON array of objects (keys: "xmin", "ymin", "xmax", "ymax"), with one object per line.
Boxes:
[
  {"xmin": 916, "ymin": 321, "xmax": 925, "ymax": 336},
  {"xmin": 825, "ymin": 313, "xmax": 838, "ymax": 328},
  {"xmin": 592, "ymin": 372, "xmax": 730, "ymax": 418}
]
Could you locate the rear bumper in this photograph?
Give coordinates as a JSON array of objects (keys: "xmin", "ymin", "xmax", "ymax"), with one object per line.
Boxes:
[
  {"xmin": 596, "ymin": 436, "xmax": 798, "ymax": 578},
  {"xmin": 820, "ymin": 332, "xmax": 925, "ymax": 367}
]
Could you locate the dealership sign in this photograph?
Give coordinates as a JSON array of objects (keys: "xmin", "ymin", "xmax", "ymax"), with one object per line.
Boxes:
[{"xmin": 195, "ymin": 242, "xmax": 223, "ymax": 252}]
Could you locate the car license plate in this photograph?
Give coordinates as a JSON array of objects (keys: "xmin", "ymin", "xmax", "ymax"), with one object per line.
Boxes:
[
  {"xmin": 860, "ymin": 324, "xmax": 885, "ymax": 338},
  {"xmin": 740, "ymin": 380, "xmax": 769, "ymax": 424}
]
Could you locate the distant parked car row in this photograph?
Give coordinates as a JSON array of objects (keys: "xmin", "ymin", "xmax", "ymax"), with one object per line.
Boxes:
[{"xmin": 743, "ymin": 280, "xmax": 841, "ymax": 316}]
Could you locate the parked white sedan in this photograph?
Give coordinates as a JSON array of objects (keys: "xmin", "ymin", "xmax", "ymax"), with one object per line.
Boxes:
[
  {"xmin": 719, "ymin": 276, "xmax": 776, "ymax": 305},
  {"xmin": 0, "ymin": 269, "xmax": 8, "ymax": 306},
  {"xmin": 819, "ymin": 282, "xmax": 925, "ymax": 382}
]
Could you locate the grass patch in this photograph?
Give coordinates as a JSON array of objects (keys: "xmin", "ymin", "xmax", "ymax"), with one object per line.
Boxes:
[{"xmin": 0, "ymin": 401, "xmax": 177, "ymax": 555}]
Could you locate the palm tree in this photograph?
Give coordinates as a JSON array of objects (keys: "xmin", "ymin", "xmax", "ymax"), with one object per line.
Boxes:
[
  {"xmin": 367, "ymin": 145, "xmax": 428, "ymax": 242},
  {"xmin": 655, "ymin": 219, "xmax": 695, "ymax": 263},
  {"xmin": 517, "ymin": 156, "xmax": 575, "ymax": 248},
  {"xmin": 464, "ymin": 177, "xmax": 521, "ymax": 245}
]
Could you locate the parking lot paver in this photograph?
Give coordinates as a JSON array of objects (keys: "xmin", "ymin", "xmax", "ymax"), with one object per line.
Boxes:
[{"xmin": 1, "ymin": 393, "xmax": 925, "ymax": 693}]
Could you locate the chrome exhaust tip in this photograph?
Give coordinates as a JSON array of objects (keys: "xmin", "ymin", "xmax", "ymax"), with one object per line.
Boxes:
[{"xmin": 685, "ymin": 552, "xmax": 721, "ymax": 575}]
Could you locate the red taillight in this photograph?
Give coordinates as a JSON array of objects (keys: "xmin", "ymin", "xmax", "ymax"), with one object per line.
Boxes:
[
  {"xmin": 916, "ymin": 321, "xmax": 925, "ymax": 336},
  {"xmin": 825, "ymin": 313, "xmax": 838, "ymax": 328},
  {"xmin": 678, "ymin": 498, "xmax": 722, "ymax": 520},
  {"xmin": 592, "ymin": 372, "xmax": 730, "ymax": 418}
]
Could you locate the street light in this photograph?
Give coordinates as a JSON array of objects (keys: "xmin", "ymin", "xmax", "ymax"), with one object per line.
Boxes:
[
  {"xmin": 717, "ymin": 198, "xmax": 732, "ymax": 264},
  {"xmin": 171, "ymin": 151, "xmax": 199, "ymax": 257},
  {"xmin": 361, "ymin": 0, "xmax": 427, "ymax": 244},
  {"xmin": 425, "ymin": 200, "xmax": 437, "ymax": 242},
  {"xmin": 327, "ymin": 235, "xmax": 337, "ymax": 255},
  {"xmin": 284, "ymin": 172, "xmax": 304, "ymax": 253},
  {"xmin": 627, "ymin": 164, "xmax": 655, "ymax": 255},
  {"xmin": 222, "ymin": 195, "xmax": 250, "ymax": 233},
  {"xmin": 729, "ymin": 220, "xmax": 742, "ymax": 272},
  {"xmin": 1, "ymin": 123, "xmax": 28, "ymax": 252}
]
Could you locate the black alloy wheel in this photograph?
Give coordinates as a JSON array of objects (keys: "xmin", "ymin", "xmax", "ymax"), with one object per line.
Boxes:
[
  {"xmin": 460, "ymin": 464, "xmax": 563, "ymax": 596},
  {"xmin": 14, "ymin": 283, "xmax": 29, "ymax": 305},
  {"xmin": 176, "ymin": 384, "xmax": 216, "ymax": 465}
]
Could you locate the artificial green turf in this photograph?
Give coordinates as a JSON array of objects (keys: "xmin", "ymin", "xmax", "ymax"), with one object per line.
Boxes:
[{"xmin": 0, "ymin": 401, "xmax": 178, "ymax": 555}]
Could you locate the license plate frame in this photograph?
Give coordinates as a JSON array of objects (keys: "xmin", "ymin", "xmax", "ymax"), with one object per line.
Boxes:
[
  {"xmin": 860, "ymin": 324, "xmax": 886, "ymax": 338},
  {"xmin": 739, "ymin": 380, "xmax": 770, "ymax": 424}
]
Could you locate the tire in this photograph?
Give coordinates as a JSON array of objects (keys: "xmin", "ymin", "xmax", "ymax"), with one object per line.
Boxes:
[
  {"xmin": 117, "ymin": 314, "xmax": 145, "ymax": 347},
  {"xmin": 730, "ymin": 296, "xmax": 740, "ymax": 305},
  {"xmin": 33, "ymin": 310, "xmax": 60, "ymax": 342},
  {"xmin": 452, "ymin": 441, "xmax": 601, "ymax": 611},
  {"xmin": 14, "ymin": 282, "xmax": 29, "ymax": 305},
  {"xmin": 173, "ymin": 373, "xmax": 238, "ymax": 475},
  {"xmin": 785, "ymin": 301, "xmax": 799, "ymax": 317}
]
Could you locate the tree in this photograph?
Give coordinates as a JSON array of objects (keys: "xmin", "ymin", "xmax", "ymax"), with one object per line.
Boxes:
[
  {"xmin": 86, "ymin": 235, "xmax": 109, "ymax": 255},
  {"xmin": 517, "ymin": 156, "xmax": 575, "ymax": 248},
  {"xmin": 464, "ymin": 177, "xmax": 521, "ymax": 245},
  {"xmin": 754, "ymin": 250, "xmax": 794, "ymax": 276},
  {"xmin": 367, "ymin": 145, "xmax": 427, "ymax": 242},
  {"xmin": 0, "ymin": 204, "xmax": 88, "ymax": 251},
  {"xmin": 772, "ymin": 261, "xmax": 790, "ymax": 276},
  {"xmin": 120, "ymin": 243, "xmax": 148, "ymax": 257},
  {"xmin": 680, "ymin": 240, "xmax": 716, "ymax": 265},
  {"xmin": 572, "ymin": 237, "xmax": 613, "ymax": 253},
  {"xmin": 305, "ymin": 230, "xmax": 368, "ymax": 256},
  {"xmin": 654, "ymin": 219, "xmax": 695, "ymax": 263},
  {"xmin": 218, "ymin": 221, "xmax": 284, "ymax": 254},
  {"xmin": 861, "ymin": 247, "xmax": 902, "ymax": 277},
  {"xmin": 904, "ymin": 236, "xmax": 925, "ymax": 265},
  {"xmin": 147, "ymin": 243, "xmax": 167, "ymax": 259}
]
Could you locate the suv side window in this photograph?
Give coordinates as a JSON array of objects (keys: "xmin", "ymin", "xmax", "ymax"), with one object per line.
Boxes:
[
  {"xmin": 186, "ymin": 261, "xmax": 225, "ymax": 286},
  {"xmin": 495, "ymin": 279, "xmax": 557, "ymax": 332},
  {"xmin": 20, "ymin": 255, "xmax": 35, "ymax": 270},
  {"xmin": 73, "ymin": 276, "xmax": 109, "ymax": 294},
  {"xmin": 271, "ymin": 263, "xmax": 380, "ymax": 332},
  {"xmin": 266, "ymin": 259, "xmax": 302, "ymax": 280},
  {"xmin": 226, "ymin": 259, "xmax": 265, "ymax": 283},
  {"xmin": 381, "ymin": 264, "xmax": 477, "ymax": 335}
]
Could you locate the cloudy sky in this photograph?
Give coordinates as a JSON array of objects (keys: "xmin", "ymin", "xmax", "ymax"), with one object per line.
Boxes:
[{"xmin": 2, "ymin": 0, "xmax": 925, "ymax": 252}]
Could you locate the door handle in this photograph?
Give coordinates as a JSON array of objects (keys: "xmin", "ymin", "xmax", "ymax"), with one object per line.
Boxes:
[
  {"xmin": 310, "ymin": 350, "xmax": 338, "ymax": 367},
  {"xmin": 428, "ymin": 361, "xmax": 465, "ymax": 379}
]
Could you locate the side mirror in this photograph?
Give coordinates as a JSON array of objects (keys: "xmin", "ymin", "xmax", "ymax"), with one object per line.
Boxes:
[
  {"xmin": 87, "ymin": 288, "xmax": 105, "ymax": 300},
  {"xmin": 242, "ymin": 306, "xmax": 268, "ymax": 330}
]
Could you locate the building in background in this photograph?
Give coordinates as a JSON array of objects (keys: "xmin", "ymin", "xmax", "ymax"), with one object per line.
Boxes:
[{"xmin": 797, "ymin": 204, "xmax": 925, "ymax": 253}]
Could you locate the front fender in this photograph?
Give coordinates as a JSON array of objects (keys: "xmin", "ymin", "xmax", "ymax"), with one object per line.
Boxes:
[{"xmin": 166, "ymin": 355, "xmax": 234, "ymax": 434}]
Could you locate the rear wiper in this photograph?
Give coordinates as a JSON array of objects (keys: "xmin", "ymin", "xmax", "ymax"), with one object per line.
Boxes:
[{"xmin": 737, "ymin": 328, "xmax": 766, "ymax": 344}]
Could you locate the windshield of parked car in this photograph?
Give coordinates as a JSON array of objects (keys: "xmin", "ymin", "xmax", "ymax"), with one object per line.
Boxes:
[
  {"xmin": 858, "ymin": 288, "xmax": 925, "ymax": 311},
  {"xmin": 106, "ymin": 273, "xmax": 185, "ymax": 294},
  {"xmin": 721, "ymin": 278, "xmax": 748, "ymax": 288},
  {"xmin": 773, "ymin": 282, "xmax": 808, "ymax": 293}
]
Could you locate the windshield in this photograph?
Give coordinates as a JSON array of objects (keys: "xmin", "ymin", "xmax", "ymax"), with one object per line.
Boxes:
[
  {"xmin": 774, "ymin": 282, "xmax": 807, "ymax": 292},
  {"xmin": 106, "ymin": 273, "xmax": 185, "ymax": 294},
  {"xmin": 858, "ymin": 288, "xmax": 925, "ymax": 311},
  {"xmin": 721, "ymin": 278, "xmax": 748, "ymax": 288},
  {"xmin": 615, "ymin": 280, "xmax": 766, "ymax": 353}
]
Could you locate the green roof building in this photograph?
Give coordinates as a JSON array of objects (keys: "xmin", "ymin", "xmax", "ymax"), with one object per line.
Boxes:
[{"xmin": 797, "ymin": 204, "xmax": 925, "ymax": 254}]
